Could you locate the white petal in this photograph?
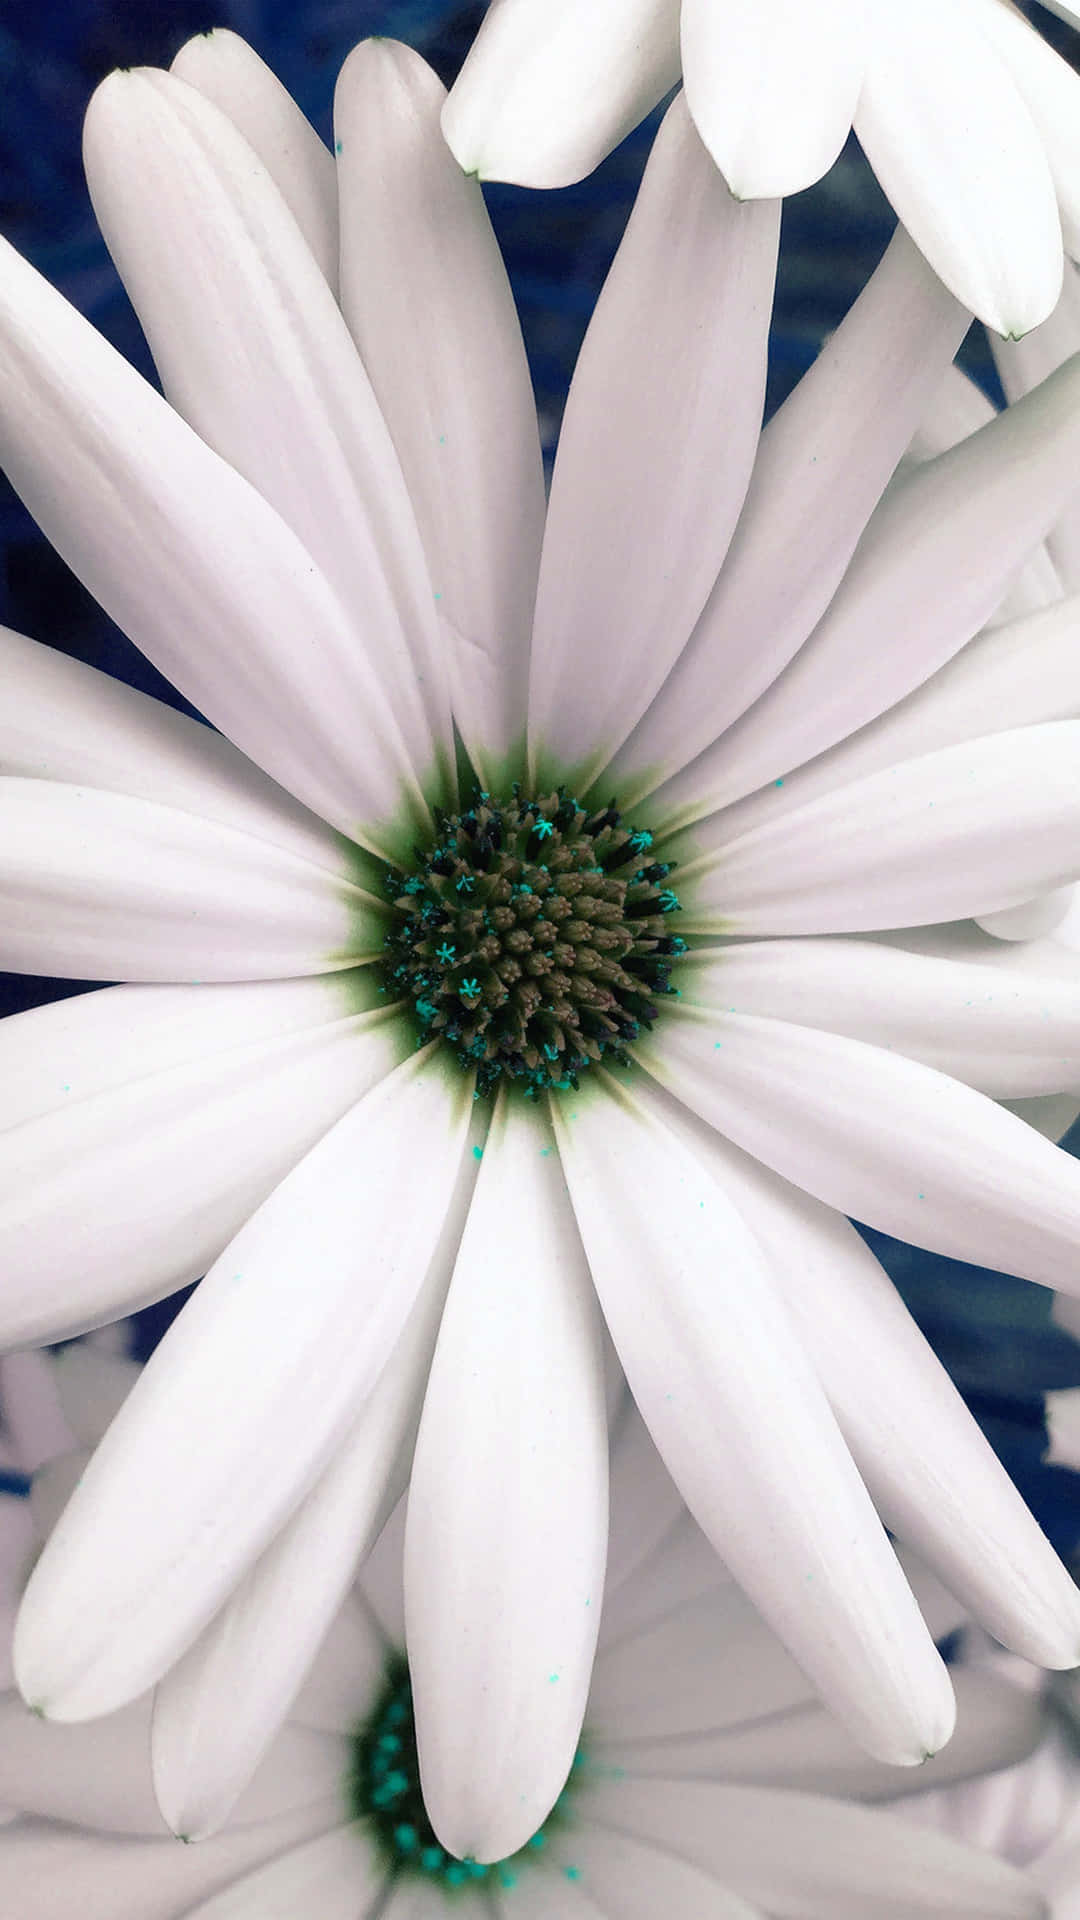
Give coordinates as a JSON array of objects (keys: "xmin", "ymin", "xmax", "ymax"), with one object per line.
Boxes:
[
  {"xmin": 373, "ymin": 1881, "xmax": 454, "ymax": 1920},
  {"xmin": 0, "ymin": 625, "xmax": 351, "ymax": 876},
  {"xmin": 541, "ymin": 1823, "xmax": 764, "ymax": 1919},
  {"xmin": 993, "ymin": 267, "xmax": 1080, "ymax": 595},
  {"xmin": 0, "ymin": 776, "xmax": 379, "ymax": 982},
  {"xmin": 0, "ymin": 1692, "xmax": 163, "ymax": 1833},
  {"xmin": 682, "ymin": 0, "xmax": 864, "ymax": 195},
  {"xmin": 585, "ymin": 1779, "xmax": 1046, "ymax": 1918},
  {"xmin": 335, "ymin": 40, "xmax": 546, "ymax": 783},
  {"xmin": 680, "ymin": 723, "xmax": 1080, "ymax": 936},
  {"xmin": 0, "ymin": 1805, "xmax": 341, "ymax": 1920},
  {"xmin": 407, "ymin": 1094, "xmax": 608, "ymax": 1862},
  {"xmin": 687, "ymin": 591, "xmax": 1080, "ymax": 851},
  {"xmin": 152, "ymin": 1102, "xmax": 486, "ymax": 1837},
  {"xmin": 173, "ymin": 1825, "xmax": 384, "ymax": 1920},
  {"xmin": 643, "ymin": 1088, "xmax": 1080, "ymax": 1666},
  {"xmin": 657, "ymin": 354, "xmax": 1080, "ymax": 829},
  {"xmin": 0, "ymin": 236, "xmax": 430, "ymax": 861},
  {"xmin": 602, "ymin": 1667, "xmax": 1045, "ymax": 1807},
  {"xmin": 855, "ymin": 0, "xmax": 1063, "ymax": 336},
  {"xmin": 287, "ymin": 1590, "xmax": 387, "ymax": 1735},
  {"xmin": 597, "ymin": 1505, "xmax": 734, "ymax": 1651},
  {"xmin": 610, "ymin": 226, "xmax": 969, "ymax": 805},
  {"xmin": 441, "ymin": 0, "xmax": 681, "ymax": 188},
  {"xmin": 679, "ymin": 937, "xmax": 1080, "ymax": 1098},
  {"xmin": 170, "ymin": 30, "xmax": 338, "ymax": 290},
  {"xmin": 0, "ymin": 990, "xmax": 407, "ymax": 1348},
  {"xmin": 527, "ymin": 94, "xmax": 778, "ymax": 790},
  {"xmin": 13, "ymin": 1051, "xmax": 473, "ymax": 1719},
  {"xmin": 553, "ymin": 1075, "xmax": 954, "ymax": 1766},
  {"xmin": 640, "ymin": 1004, "xmax": 1080, "ymax": 1292},
  {"xmin": 83, "ymin": 68, "xmax": 451, "ymax": 782}
]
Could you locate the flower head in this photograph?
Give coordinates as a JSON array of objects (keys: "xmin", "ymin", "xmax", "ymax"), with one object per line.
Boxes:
[
  {"xmin": 442, "ymin": 0, "xmax": 1080, "ymax": 336},
  {"xmin": 4, "ymin": 25, "xmax": 1080, "ymax": 1864}
]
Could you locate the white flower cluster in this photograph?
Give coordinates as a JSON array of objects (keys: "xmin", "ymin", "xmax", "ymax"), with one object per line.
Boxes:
[{"xmin": 2, "ymin": 10, "xmax": 1080, "ymax": 1914}]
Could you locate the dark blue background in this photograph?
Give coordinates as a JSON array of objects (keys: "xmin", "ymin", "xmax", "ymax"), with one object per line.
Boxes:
[{"xmin": 4, "ymin": 0, "xmax": 1080, "ymax": 1556}]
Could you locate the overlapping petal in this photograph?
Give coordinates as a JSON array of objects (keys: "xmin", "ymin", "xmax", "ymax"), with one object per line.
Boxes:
[
  {"xmin": 83, "ymin": 66, "xmax": 451, "ymax": 776},
  {"xmin": 553, "ymin": 1073, "xmax": 955, "ymax": 1767},
  {"xmin": 0, "ymin": 235, "xmax": 429, "ymax": 860},
  {"xmin": 0, "ymin": 983, "xmax": 407, "ymax": 1346},
  {"xmin": 441, "ymin": 0, "xmax": 681, "ymax": 188},
  {"xmin": 407, "ymin": 1095, "xmax": 608, "ymax": 1862},
  {"xmin": 527, "ymin": 93, "xmax": 778, "ymax": 790},
  {"xmin": 13, "ymin": 1052, "xmax": 473, "ymax": 1720},
  {"xmin": 335, "ymin": 39, "xmax": 545, "ymax": 780}
]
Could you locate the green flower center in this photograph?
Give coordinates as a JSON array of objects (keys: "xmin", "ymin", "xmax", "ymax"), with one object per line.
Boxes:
[
  {"xmin": 381, "ymin": 787, "xmax": 686, "ymax": 1095},
  {"xmin": 348, "ymin": 1653, "xmax": 584, "ymax": 1891}
]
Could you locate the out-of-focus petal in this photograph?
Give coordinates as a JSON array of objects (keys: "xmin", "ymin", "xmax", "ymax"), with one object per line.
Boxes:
[
  {"xmin": 528, "ymin": 94, "xmax": 777, "ymax": 791},
  {"xmin": 441, "ymin": 0, "xmax": 681, "ymax": 188}
]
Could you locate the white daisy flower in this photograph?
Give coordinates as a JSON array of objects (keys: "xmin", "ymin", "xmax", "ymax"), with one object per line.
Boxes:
[
  {"xmin": 0, "ymin": 1378, "xmax": 1054, "ymax": 1919},
  {"xmin": 5, "ymin": 26, "xmax": 1080, "ymax": 1861},
  {"xmin": 442, "ymin": 0, "xmax": 1080, "ymax": 336}
]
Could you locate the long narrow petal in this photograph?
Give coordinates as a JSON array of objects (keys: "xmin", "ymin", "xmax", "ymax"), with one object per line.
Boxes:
[
  {"xmin": 645, "ymin": 1088, "xmax": 1080, "ymax": 1665},
  {"xmin": 601, "ymin": 1667, "xmax": 1044, "ymax": 1806},
  {"xmin": 527, "ymin": 94, "xmax": 778, "ymax": 791},
  {"xmin": 855, "ymin": 0, "xmax": 1062, "ymax": 335},
  {"xmin": 336, "ymin": 40, "xmax": 545, "ymax": 784},
  {"xmin": 83, "ymin": 68, "xmax": 451, "ymax": 778},
  {"xmin": 0, "ymin": 236, "xmax": 428, "ymax": 861},
  {"xmin": 0, "ymin": 1694, "xmax": 166, "ymax": 1833},
  {"xmin": 683, "ymin": 591, "xmax": 1080, "ymax": 851},
  {"xmin": 993, "ymin": 267, "xmax": 1080, "ymax": 594},
  {"xmin": 553, "ymin": 1074, "xmax": 955, "ymax": 1766},
  {"xmin": 158, "ymin": 1825, "xmax": 384, "ymax": 1920},
  {"xmin": 974, "ymin": 1, "xmax": 1080, "ymax": 261},
  {"xmin": 441, "ymin": 0, "xmax": 681, "ymax": 188},
  {"xmin": 0, "ymin": 990, "xmax": 408, "ymax": 1348},
  {"xmin": 0, "ymin": 777, "xmax": 380, "ymax": 982},
  {"xmin": 0, "ymin": 1352, "xmax": 73, "ymax": 1473},
  {"xmin": 608, "ymin": 227, "xmax": 969, "ymax": 805},
  {"xmin": 542, "ymin": 1824, "xmax": 764, "ymax": 1919},
  {"xmin": 0, "ymin": 1805, "xmax": 342, "ymax": 1920},
  {"xmin": 407, "ymin": 1094, "xmax": 608, "ymax": 1862},
  {"xmin": 585, "ymin": 1780, "xmax": 1046, "ymax": 1918},
  {"xmin": 657, "ymin": 354, "xmax": 1080, "ymax": 828},
  {"xmin": 170, "ymin": 30, "xmax": 339, "ymax": 290},
  {"xmin": 13, "ymin": 1050, "xmax": 473, "ymax": 1721},
  {"xmin": 677, "ymin": 723, "xmax": 1080, "ymax": 935},
  {"xmin": 0, "ymin": 626, "xmax": 351, "ymax": 877},
  {"xmin": 640, "ymin": 1004, "xmax": 1080, "ymax": 1290},
  {"xmin": 681, "ymin": 0, "xmax": 864, "ymax": 195},
  {"xmin": 151, "ymin": 1107, "xmax": 485, "ymax": 1839},
  {"xmin": 605, "ymin": 1401, "xmax": 686, "ymax": 1597},
  {"xmin": 679, "ymin": 937, "xmax": 1080, "ymax": 1098}
]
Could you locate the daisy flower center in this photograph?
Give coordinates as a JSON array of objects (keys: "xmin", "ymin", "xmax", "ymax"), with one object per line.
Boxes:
[
  {"xmin": 348, "ymin": 1652, "xmax": 585, "ymax": 1889},
  {"xmin": 381, "ymin": 787, "xmax": 686, "ymax": 1095}
]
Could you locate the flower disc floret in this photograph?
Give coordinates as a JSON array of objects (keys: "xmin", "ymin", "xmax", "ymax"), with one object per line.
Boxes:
[{"xmin": 381, "ymin": 787, "xmax": 687, "ymax": 1095}]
